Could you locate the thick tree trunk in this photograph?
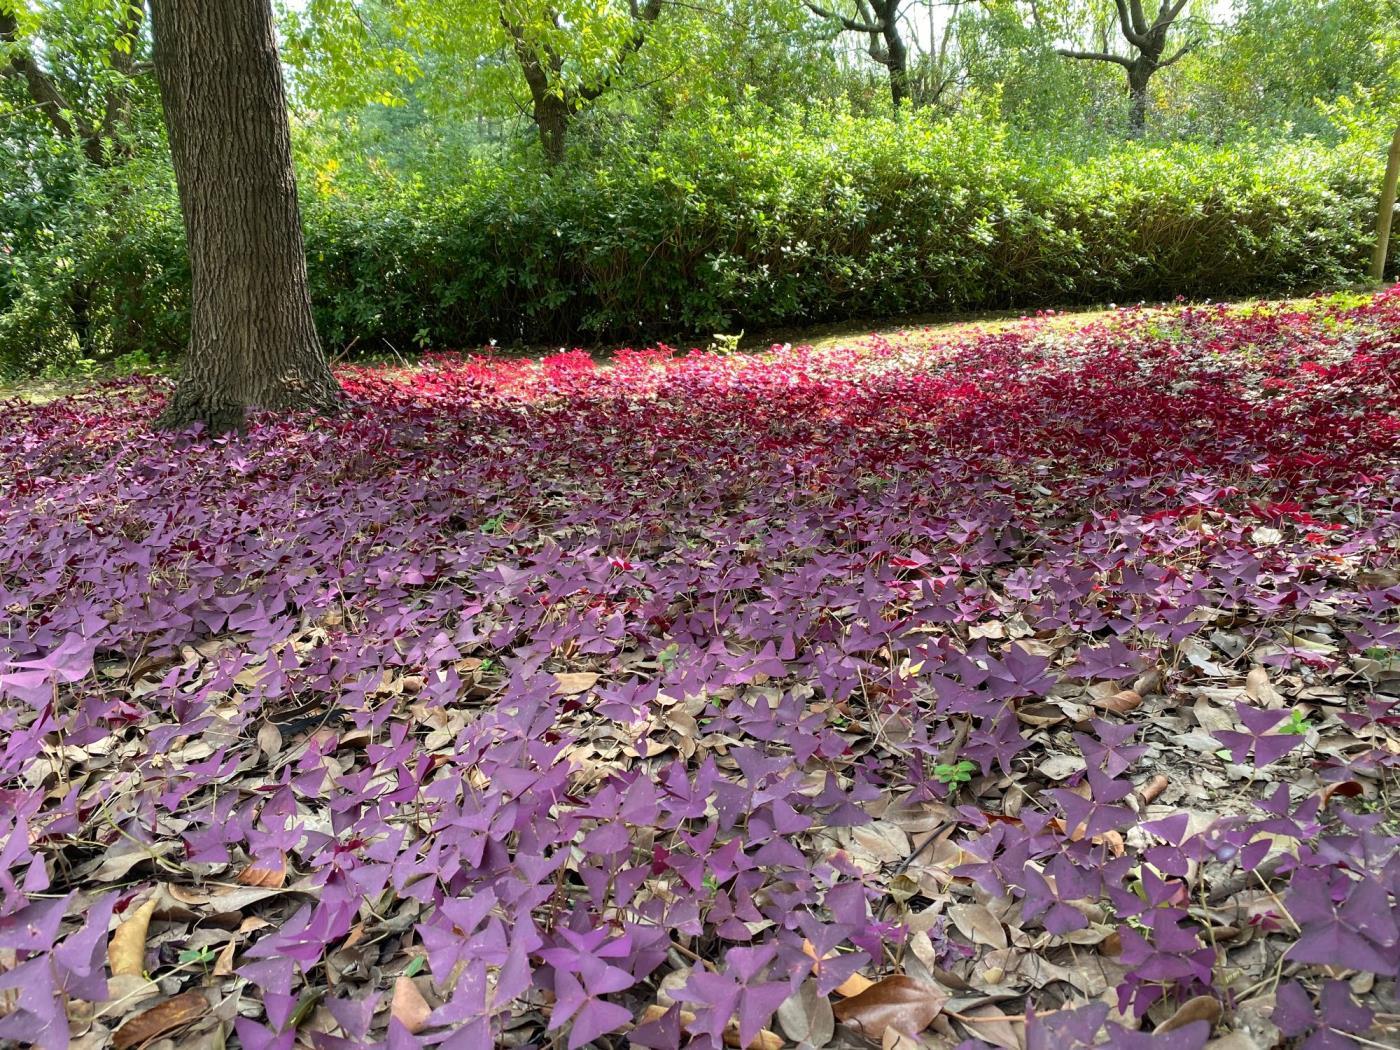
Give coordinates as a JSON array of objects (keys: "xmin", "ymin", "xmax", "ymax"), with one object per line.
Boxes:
[
  {"xmin": 1126, "ymin": 62, "xmax": 1152, "ymax": 134},
  {"xmin": 150, "ymin": 0, "xmax": 340, "ymax": 432},
  {"xmin": 535, "ymin": 95, "xmax": 570, "ymax": 167},
  {"xmin": 884, "ymin": 27, "xmax": 909, "ymax": 110}
]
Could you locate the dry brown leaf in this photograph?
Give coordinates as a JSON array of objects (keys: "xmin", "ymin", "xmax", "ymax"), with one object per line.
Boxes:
[
  {"xmin": 948, "ymin": 903, "xmax": 1008, "ymax": 950},
  {"xmin": 1135, "ymin": 774, "xmax": 1170, "ymax": 806},
  {"xmin": 638, "ymin": 1005, "xmax": 782, "ymax": 1049},
  {"xmin": 112, "ymin": 991, "xmax": 208, "ymax": 1050},
  {"xmin": 957, "ymin": 1005, "xmax": 1025, "ymax": 1050},
  {"xmin": 1015, "ymin": 702, "xmax": 1067, "ymax": 727},
  {"xmin": 1156, "ymin": 995, "xmax": 1222, "ymax": 1035},
  {"xmin": 1093, "ymin": 689, "xmax": 1142, "ymax": 715},
  {"xmin": 882, "ymin": 1030, "xmax": 925, "ymax": 1050},
  {"xmin": 235, "ymin": 851, "xmax": 287, "ymax": 888},
  {"xmin": 108, "ymin": 898, "xmax": 157, "ymax": 977},
  {"xmin": 801, "ymin": 939, "xmax": 874, "ymax": 997},
  {"xmin": 850, "ymin": 821, "xmax": 911, "ymax": 863},
  {"xmin": 213, "ymin": 939, "xmax": 237, "ymax": 977},
  {"xmin": 1051, "ymin": 817, "xmax": 1125, "ymax": 856},
  {"xmin": 255, "ymin": 721, "xmax": 283, "ymax": 760},
  {"xmin": 832, "ymin": 975, "xmax": 949, "ymax": 1041},
  {"xmin": 164, "ymin": 884, "xmax": 210, "ymax": 906},
  {"xmin": 775, "ymin": 979, "xmax": 835, "ymax": 1048},
  {"xmin": 103, "ymin": 974, "xmax": 160, "ymax": 1019},
  {"xmin": 554, "ymin": 672, "xmax": 600, "ymax": 695},
  {"xmin": 392, "ymin": 975, "xmax": 432, "ymax": 1034},
  {"xmin": 1244, "ymin": 667, "xmax": 1284, "ymax": 708}
]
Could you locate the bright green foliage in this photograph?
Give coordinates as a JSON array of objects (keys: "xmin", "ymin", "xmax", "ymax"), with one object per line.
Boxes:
[
  {"xmin": 935, "ymin": 760, "xmax": 978, "ymax": 786},
  {"xmin": 285, "ymin": 0, "xmax": 650, "ymax": 117},
  {"xmin": 2, "ymin": 0, "xmax": 1398, "ymax": 377},
  {"xmin": 4, "ymin": 105, "xmax": 1383, "ymax": 376}
]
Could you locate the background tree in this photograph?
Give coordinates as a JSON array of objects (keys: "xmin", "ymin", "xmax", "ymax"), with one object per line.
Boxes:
[
  {"xmin": 804, "ymin": 0, "xmax": 911, "ymax": 110},
  {"xmin": 290, "ymin": 0, "xmax": 668, "ymax": 166},
  {"xmin": 1, "ymin": 0, "xmax": 147, "ymax": 166},
  {"xmin": 149, "ymin": 0, "xmax": 339, "ymax": 430},
  {"xmin": 1056, "ymin": 0, "xmax": 1197, "ymax": 132}
]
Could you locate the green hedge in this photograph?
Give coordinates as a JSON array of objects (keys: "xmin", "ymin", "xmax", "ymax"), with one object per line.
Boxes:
[{"xmin": 0, "ymin": 111, "xmax": 1386, "ymax": 376}]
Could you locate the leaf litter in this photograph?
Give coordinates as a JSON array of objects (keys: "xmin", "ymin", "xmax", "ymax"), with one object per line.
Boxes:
[{"xmin": 1, "ymin": 292, "xmax": 1399, "ymax": 1048}]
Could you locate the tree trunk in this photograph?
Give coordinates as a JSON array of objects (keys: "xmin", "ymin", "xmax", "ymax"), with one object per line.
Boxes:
[
  {"xmin": 1126, "ymin": 62, "xmax": 1151, "ymax": 134},
  {"xmin": 884, "ymin": 26, "xmax": 909, "ymax": 110},
  {"xmin": 150, "ymin": 0, "xmax": 340, "ymax": 432},
  {"xmin": 535, "ymin": 95, "xmax": 570, "ymax": 167},
  {"xmin": 1371, "ymin": 124, "xmax": 1400, "ymax": 283}
]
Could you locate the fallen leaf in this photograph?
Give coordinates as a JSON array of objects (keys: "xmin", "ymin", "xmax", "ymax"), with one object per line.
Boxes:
[
  {"xmin": 1157, "ymin": 995, "xmax": 1222, "ymax": 1035},
  {"xmin": 554, "ymin": 672, "xmax": 600, "ymax": 695},
  {"xmin": 1037, "ymin": 754, "xmax": 1084, "ymax": 781},
  {"xmin": 957, "ymin": 1004, "xmax": 1025, "ymax": 1050},
  {"xmin": 832, "ymin": 975, "xmax": 949, "ymax": 1040},
  {"xmin": 948, "ymin": 903, "xmax": 1008, "ymax": 950},
  {"xmin": 112, "ymin": 991, "xmax": 208, "ymax": 1050},
  {"xmin": 235, "ymin": 851, "xmax": 287, "ymax": 888},
  {"xmin": 213, "ymin": 939, "xmax": 237, "ymax": 977},
  {"xmin": 776, "ymin": 979, "xmax": 835, "ymax": 1048},
  {"xmin": 639, "ymin": 1005, "xmax": 782, "ymax": 1049},
  {"xmin": 1135, "ymin": 774, "xmax": 1169, "ymax": 806},
  {"xmin": 392, "ymin": 975, "xmax": 432, "ymax": 1034},
  {"xmin": 850, "ymin": 821, "xmax": 911, "ymax": 863},
  {"xmin": 91, "ymin": 842, "xmax": 178, "ymax": 882},
  {"xmin": 802, "ymin": 939, "xmax": 874, "ymax": 997},
  {"xmin": 1092, "ymin": 689, "xmax": 1142, "ymax": 715},
  {"xmin": 883, "ymin": 1030, "xmax": 925, "ymax": 1050},
  {"xmin": 1245, "ymin": 667, "xmax": 1283, "ymax": 707},
  {"xmin": 109, "ymin": 898, "xmax": 157, "ymax": 977},
  {"xmin": 255, "ymin": 720, "xmax": 283, "ymax": 759}
]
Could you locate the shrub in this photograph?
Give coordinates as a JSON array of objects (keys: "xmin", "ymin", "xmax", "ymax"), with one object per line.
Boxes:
[{"xmin": 0, "ymin": 110, "xmax": 1387, "ymax": 376}]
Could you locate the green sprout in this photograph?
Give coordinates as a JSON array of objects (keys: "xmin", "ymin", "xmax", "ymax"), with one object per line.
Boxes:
[{"xmin": 934, "ymin": 759, "xmax": 977, "ymax": 786}]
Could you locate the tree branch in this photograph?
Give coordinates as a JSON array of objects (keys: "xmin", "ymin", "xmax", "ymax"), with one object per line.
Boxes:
[
  {"xmin": 1056, "ymin": 47, "xmax": 1133, "ymax": 68},
  {"xmin": 1155, "ymin": 36, "xmax": 1197, "ymax": 68},
  {"xmin": 802, "ymin": 0, "xmax": 885, "ymax": 35},
  {"xmin": 0, "ymin": 10, "xmax": 97, "ymax": 148},
  {"xmin": 574, "ymin": 0, "xmax": 663, "ymax": 102},
  {"xmin": 499, "ymin": 16, "xmax": 552, "ymax": 106},
  {"xmin": 1112, "ymin": 0, "xmax": 1148, "ymax": 47},
  {"xmin": 96, "ymin": 1, "xmax": 147, "ymax": 150},
  {"xmin": 1127, "ymin": 0, "xmax": 1150, "ymax": 37},
  {"xmin": 1155, "ymin": 0, "xmax": 1190, "ymax": 29}
]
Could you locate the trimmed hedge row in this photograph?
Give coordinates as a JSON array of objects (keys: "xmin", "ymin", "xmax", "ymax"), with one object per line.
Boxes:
[{"xmin": 0, "ymin": 113, "xmax": 1386, "ymax": 375}]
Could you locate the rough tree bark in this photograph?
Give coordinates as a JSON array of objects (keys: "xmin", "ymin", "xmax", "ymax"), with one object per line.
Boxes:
[
  {"xmin": 805, "ymin": 0, "xmax": 910, "ymax": 111},
  {"xmin": 1057, "ymin": 0, "xmax": 1196, "ymax": 134},
  {"xmin": 150, "ymin": 0, "xmax": 340, "ymax": 431}
]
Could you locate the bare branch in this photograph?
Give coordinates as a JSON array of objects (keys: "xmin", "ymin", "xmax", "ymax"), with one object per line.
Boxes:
[
  {"xmin": 1155, "ymin": 37, "xmax": 1197, "ymax": 68},
  {"xmin": 1056, "ymin": 47, "xmax": 1133, "ymax": 68},
  {"xmin": 1112, "ymin": 0, "xmax": 1148, "ymax": 47},
  {"xmin": 1127, "ymin": 0, "xmax": 1150, "ymax": 37},
  {"xmin": 1155, "ymin": 0, "xmax": 1190, "ymax": 28},
  {"xmin": 802, "ymin": 0, "xmax": 885, "ymax": 34}
]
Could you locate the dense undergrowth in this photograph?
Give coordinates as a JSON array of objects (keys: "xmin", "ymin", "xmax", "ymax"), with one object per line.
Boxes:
[
  {"xmin": 1, "ymin": 111, "xmax": 1388, "ymax": 379},
  {"xmin": 0, "ymin": 290, "xmax": 1398, "ymax": 1048}
]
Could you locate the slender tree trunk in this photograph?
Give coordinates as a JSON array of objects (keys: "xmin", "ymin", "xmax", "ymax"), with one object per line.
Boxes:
[
  {"xmin": 150, "ymin": 0, "xmax": 340, "ymax": 432},
  {"xmin": 1372, "ymin": 124, "xmax": 1400, "ymax": 283}
]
